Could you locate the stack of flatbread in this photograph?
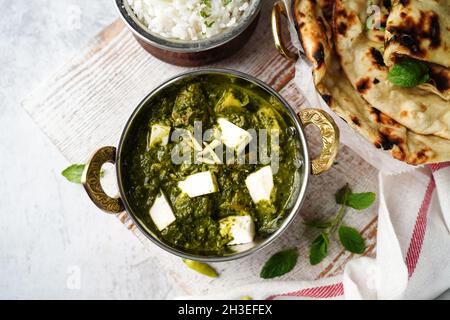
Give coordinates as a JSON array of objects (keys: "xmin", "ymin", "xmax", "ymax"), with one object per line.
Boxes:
[{"xmin": 293, "ymin": 0, "xmax": 450, "ymax": 164}]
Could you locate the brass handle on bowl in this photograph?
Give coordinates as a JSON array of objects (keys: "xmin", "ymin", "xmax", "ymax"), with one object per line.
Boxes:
[
  {"xmin": 272, "ymin": 1, "xmax": 298, "ymax": 61},
  {"xmin": 81, "ymin": 146, "xmax": 125, "ymax": 213},
  {"xmin": 299, "ymin": 109, "xmax": 340, "ymax": 175}
]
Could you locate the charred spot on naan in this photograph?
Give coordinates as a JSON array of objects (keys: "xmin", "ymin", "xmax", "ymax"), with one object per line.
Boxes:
[
  {"xmin": 383, "ymin": 0, "xmax": 392, "ymax": 10},
  {"xmin": 386, "ymin": 10, "xmax": 442, "ymax": 57},
  {"xmin": 368, "ymin": 47, "xmax": 386, "ymax": 68},
  {"xmin": 370, "ymin": 106, "xmax": 382, "ymax": 123},
  {"xmin": 375, "ymin": 132, "xmax": 396, "ymax": 151},
  {"xmin": 317, "ymin": 16, "xmax": 329, "ymax": 36},
  {"xmin": 376, "ymin": 127, "xmax": 405, "ymax": 151},
  {"xmin": 370, "ymin": 107, "xmax": 402, "ymax": 128},
  {"xmin": 318, "ymin": 0, "xmax": 335, "ymax": 22},
  {"xmin": 356, "ymin": 77, "xmax": 371, "ymax": 94},
  {"xmin": 337, "ymin": 21, "xmax": 347, "ymax": 35},
  {"xmin": 408, "ymin": 147, "xmax": 435, "ymax": 165},
  {"xmin": 313, "ymin": 43, "xmax": 325, "ymax": 67},
  {"xmin": 351, "ymin": 115, "xmax": 361, "ymax": 127},
  {"xmin": 379, "ymin": 13, "xmax": 388, "ymax": 30},
  {"xmin": 429, "ymin": 66, "xmax": 450, "ymax": 92},
  {"xmin": 333, "ymin": 5, "xmax": 359, "ymax": 35},
  {"xmin": 321, "ymin": 94, "xmax": 332, "ymax": 104}
]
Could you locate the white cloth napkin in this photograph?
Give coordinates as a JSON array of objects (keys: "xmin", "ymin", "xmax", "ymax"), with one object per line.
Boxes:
[
  {"xmin": 187, "ymin": 0, "xmax": 450, "ymax": 297},
  {"xmin": 188, "ymin": 163, "xmax": 450, "ymax": 300}
]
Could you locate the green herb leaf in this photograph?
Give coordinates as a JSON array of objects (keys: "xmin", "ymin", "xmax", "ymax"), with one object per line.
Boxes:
[
  {"xmin": 310, "ymin": 233, "xmax": 329, "ymax": 265},
  {"xmin": 338, "ymin": 226, "xmax": 365, "ymax": 254},
  {"xmin": 200, "ymin": 9, "xmax": 210, "ymax": 18},
  {"xmin": 201, "ymin": 0, "xmax": 212, "ymax": 8},
  {"xmin": 335, "ymin": 184, "xmax": 352, "ymax": 205},
  {"xmin": 336, "ymin": 184, "xmax": 376, "ymax": 210},
  {"xmin": 62, "ymin": 164, "xmax": 85, "ymax": 184},
  {"xmin": 204, "ymin": 20, "xmax": 215, "ymax": 28},
  {"xmin": 260, "ymin": 248, "xmax": 299, "ymax": 279},
  {"xmin": 304, "ymin": 219, "xmax": 334, "ymax": 230},
  {"xmin": 388, "ymin": 59, "xmax": 430, "ymax": 88},
  {"xmin": 346, "ymin": 192, "xmax": 376, "ymax": 210},
  {"xmin": 182, "ymin": 259, "xmax": 218, "ymax": 278},
  {"xmin": 223, "ymin": 0, "xmax": 232, "ymax": 5}
]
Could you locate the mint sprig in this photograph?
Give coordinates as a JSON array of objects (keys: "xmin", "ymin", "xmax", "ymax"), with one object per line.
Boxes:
[
  {"xmin": 336, "ymin": 184, "xmax": 376, "ymax": 210},
  {"xmin": 306, "ymin": 184, "xmax": 375, "ymax": 265},
  {"xmin": 260, "ymin": 248, "xmax": 299, "ymax": 279}
]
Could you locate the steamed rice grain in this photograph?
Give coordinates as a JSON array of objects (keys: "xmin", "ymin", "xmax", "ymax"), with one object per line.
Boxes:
[{"xmin": 127, "ymin": 0, "xmax": 255, "ymax": 41}]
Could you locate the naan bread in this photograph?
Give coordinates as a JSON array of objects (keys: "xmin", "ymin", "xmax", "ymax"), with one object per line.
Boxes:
[
  {"xmin": 293, "ymin": 0, "xmax": 450, "ymax": 164},
  {"xmin": 318, "ymin": 53, "xmax": 450, "ymax": 164},
  {"xmin": 293, "ymin": 0, "xmax": 334, "ymax": 84},
  {"xmin": 333, "ymin": 0, "xmax": 450, "ymax": 139},
  {"xmin": 419, "ymin": 63, "xmax": 450, "ymax": 100},
  {"xmin": 384, "ymin": 0, "xmax": 450, "ymax": 100},
  {"xmin": 384, "ymin": 0, "xmax": 450, "ymax": 68}
]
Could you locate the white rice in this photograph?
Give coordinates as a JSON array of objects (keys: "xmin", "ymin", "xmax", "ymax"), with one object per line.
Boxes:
[{"xmin": 127, "ymin": 0, "xmax": 255, "ymax": 41}]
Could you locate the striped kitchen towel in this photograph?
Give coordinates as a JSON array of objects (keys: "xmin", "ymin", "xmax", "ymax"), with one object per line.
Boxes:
[{"xmin": 185, "ymin": 163, "xmax": 450, "ymax": 300}]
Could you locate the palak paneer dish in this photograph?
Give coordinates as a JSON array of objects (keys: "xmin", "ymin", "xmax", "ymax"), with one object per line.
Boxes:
[{"xmin": 122, "ymin": 75, "xmax": 300, "ymax": 255}]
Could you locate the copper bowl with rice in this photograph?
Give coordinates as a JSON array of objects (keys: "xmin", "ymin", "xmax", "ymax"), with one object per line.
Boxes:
[{"xmin": 115, "ymin": 0, "xmax": 262, "ymax": 66}]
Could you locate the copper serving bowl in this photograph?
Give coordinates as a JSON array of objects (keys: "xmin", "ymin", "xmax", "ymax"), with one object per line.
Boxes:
[
  {"xmin": 115, "ymin": 0, "xmax": 262, "ymax": 66},
  {"xmin": 81, "ymin": 69, "xmax": 340, "ymax": 262}
]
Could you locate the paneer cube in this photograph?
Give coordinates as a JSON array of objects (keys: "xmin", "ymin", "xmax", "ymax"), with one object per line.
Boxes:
[
  {"xmin": 178, "ymin": 171, "xmax": 218, "ymax": 198},
  {"xmin": 217, "ymin": 118, "xmax": 252, "ymax": 153},
  {"xmin": 245, "ymin": 166, "xmax": 274, "ymax": 203},
  {"xmin": 149, "ymin": 192, "xmax": 176, "ymax": 231},
  {"xmin": 220, "ymin": 215, "xmax": 255, "ymax": 245},
  {"xmin": 149, "ymin": 124, "xmax": 171, "ymax": 148}
]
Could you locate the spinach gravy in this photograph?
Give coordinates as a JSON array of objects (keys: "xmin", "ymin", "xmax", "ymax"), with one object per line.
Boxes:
[{"xmin": 122, "ymin": 75, "xmax": 301, "ymax": 255}]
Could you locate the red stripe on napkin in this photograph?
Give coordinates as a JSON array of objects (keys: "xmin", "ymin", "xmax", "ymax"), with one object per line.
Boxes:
[
  {"xmin": 266, "ymin": 282, "xmax": 344, "ymax": 300},
  {"xmin": 267, "ymin": 163, "xmax": 445, "ymax": 299},
  {"xmin": 405, "ymin": 177, "xmax": 436, "ymax": 278},
  {"xmin": 429, "ymin": 162, "xmax": 450, "ymax": 172}
]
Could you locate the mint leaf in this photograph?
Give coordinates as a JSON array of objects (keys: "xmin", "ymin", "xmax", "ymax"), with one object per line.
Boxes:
[
  {"xmin": 335, "ymin": 184, "xmax": 352, "ymax": 204},
  {"xmin": 388, "ymin": 59, "xmax": 430, "ymax": 88},
  {"xmin": 62, "ymin": 164, "xmax": 85, "ymax": 184},
  {"xmin": 336, "ymin": 184, "xmax": 376, "ymax": 210},
  {"xmin": 347, "ymin": 192, "xmax": 376, "ymax": 210},
  {"xmin": 338, "ymin": 226, "xmax": 365, "ymax": 254},
  {"xmin": 260, "ymin": 248, "xmax": 299, "ymax": 279},
  {"xmin": 310, "ymin": 233, "xmax": 329, "ymax": 265}
]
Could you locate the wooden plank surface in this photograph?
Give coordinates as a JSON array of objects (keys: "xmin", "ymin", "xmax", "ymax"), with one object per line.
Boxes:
[{"xmin": 22, "ymin": 0, "xmax": 378, "ymax": 295}]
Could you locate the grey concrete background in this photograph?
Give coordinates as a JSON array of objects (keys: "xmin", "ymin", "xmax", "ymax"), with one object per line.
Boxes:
[
  {"xmin": 0, "ymin": 0, "xmax": 181, "ymax": 300},
  {"xmin": 0, "ymin": 0, "xmax": 449, "ymax": 300}
]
